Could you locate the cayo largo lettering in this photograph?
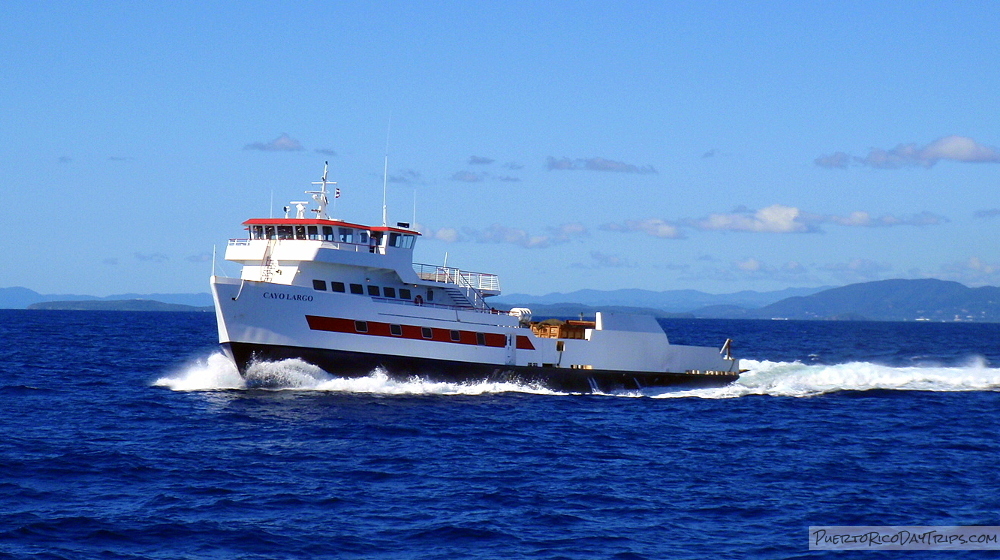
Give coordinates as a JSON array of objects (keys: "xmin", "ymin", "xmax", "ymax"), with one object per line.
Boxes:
[{"xmin": 263, "ymin": 292, "xmax": 314, "ymax": 302}]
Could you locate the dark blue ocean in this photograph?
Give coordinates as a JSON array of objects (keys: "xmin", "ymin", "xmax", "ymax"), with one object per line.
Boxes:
[{"xmin": 3, "ymin": 310, "xmax": 1000, "ymax": 559}]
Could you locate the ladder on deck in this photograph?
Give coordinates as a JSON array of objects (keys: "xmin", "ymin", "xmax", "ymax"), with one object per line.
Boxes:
[{"xmin": 260, "ymin": 239, "xmax": 277, "ymax": 282}]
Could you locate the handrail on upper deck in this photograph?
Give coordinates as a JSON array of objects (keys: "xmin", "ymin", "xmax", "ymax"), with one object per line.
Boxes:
[{"xmin": 412, "ymin": 263, "xmax": 501, "ymax": 292}]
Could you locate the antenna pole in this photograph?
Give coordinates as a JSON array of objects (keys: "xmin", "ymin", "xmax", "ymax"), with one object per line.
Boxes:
[{"xmin": 382, "ymin": 115, "xmax": 391, "ymax": 228}]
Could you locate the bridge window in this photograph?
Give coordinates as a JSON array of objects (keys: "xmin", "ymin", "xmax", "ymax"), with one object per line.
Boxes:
[
  {"xmin": 277, "ymin": 226, "xmax": 293, "ymax": 240},
  {"xmin": 331, "ymin": 282, "xmax": 345, "ymax": 293},
  {"xmin": 387, "ymin": 232, "xmax": 414, "ymax": 249},
  {"xmin": 350, "ymin": 284, "xmax": 364, "ymax": 295},
  {"xmin": 399, "ymin": 288, "xmax": 411, "ymax": 300},
  {"xmin": 295, "ymin": 226, "xmax": 306, "ymax": 239},
  {"xmin": 307, "ymin": 226, "xmax": 319, "ymax": 240},
  {"xmin": 338, "ymin": 228, "xmax": 353, "ymax": 243},
  {"xmin": 251, "ymin": 225, "xmax": 264, "ymax": 239},
  {"xmin": 312, "ymin": 280, "xmax": 327, "ymax": 291},
  {"xmin": 368, "ymin": 286, "xmax": 380, "ymax": 297},
  {"xmin": 265, "ymin": 226, "xmax": 276, "ymax": 239},
  {"xmin": 383, "ymin": 287, "xmax": 396, "ymax": 298},
  {"xmin": 322, "ymin": 226, "xmax": 335, "ymax": 241},
  {"xmin": 357, "ymin": 231, "xmax": 369, "ymax": 244}
]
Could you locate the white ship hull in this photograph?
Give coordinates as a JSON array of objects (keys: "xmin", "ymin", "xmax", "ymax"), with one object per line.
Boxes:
[{"xmin": 212, "ymin": 276, "xmax": 740, "ymax": 392}]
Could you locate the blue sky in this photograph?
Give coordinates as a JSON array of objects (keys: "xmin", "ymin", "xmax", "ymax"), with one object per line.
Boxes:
[{"xmin": 3, "ymin": 1, "xmax": 999, "ymax": 297}]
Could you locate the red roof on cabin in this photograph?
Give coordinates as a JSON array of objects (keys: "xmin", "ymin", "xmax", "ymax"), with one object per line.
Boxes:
[{"xmin": 242, "ymin": 218, "xmax": 420, "ymax": 235}]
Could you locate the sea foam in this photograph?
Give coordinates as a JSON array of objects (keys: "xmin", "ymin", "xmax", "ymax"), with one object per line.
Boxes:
[{"xmin": 155, "ymin": 352, "xmax": 1000, "ymax": 398}]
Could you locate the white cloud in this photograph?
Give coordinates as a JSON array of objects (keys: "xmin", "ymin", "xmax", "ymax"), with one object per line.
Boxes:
[
  {"xmin": 819, "ymin": 258, "xmax": 892, "ymax": 283},
  {"xmin": 580, "ymin": 251, "xmax": 630, "ymax": 268},
  {"xmin": 825, "ymin": 210, "xmax": 946, "ymax": 227},
  {"xmin": 134, "ymin": 252, "xmax": 169, "ymax": 263},
  {"xmin": 389, "ymin": 169, "xmax": 422, "ymax": 184},
  {"xmin": 549, "ymin": 222, "xmax": 588, "ymax": 242},
  {"xmin": 431, "ymin": 227, "xmax": 460, "ymax": 243},
  {"xmin": 692, "ymin": 204, "xmax": 813, "ymax": 233},
  {"xmin": 244, "ymin": 133, "xmax": 304, "ymax": 152},
  {"xmin": 419, "ymin": 222, "xmax": 586, "ymax": 248},
  {"xmin": 736, "ymin": 258, "xmax": 762, "ymax": 272},
  {"xmin": 546, "ymin": 156, "xmax": 657, "ymax": 174},
  {"xmin": 601, "ymin": 218, "xmax": 683, "ymax": 239},
  {"xmin": 814, "ymin": 151, "xmax": 850, "ymax": 169},
  {"xmin": 451, "ymin": 170, "xmax": 484, "ymax": 182},
  {"xmin": 817, "ymin": 136, "xmax": 1000, "ymax": 169},
  {"xmin": 936, "ymin": 257, "xmax": 1000, "ymax": 286},
  {"xmin": 686, "ymin": 205, "xmax": 946, "ymax": 234}
]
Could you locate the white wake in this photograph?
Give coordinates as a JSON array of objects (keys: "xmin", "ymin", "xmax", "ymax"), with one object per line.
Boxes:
[
  {"xmin": 154, "ymin": 353, "xmax": 1000, "ymax": 398},
  {"xmin": 647, "ymin": 357, "xmax": 1000, "ymax": 399},
  {"xmin": 153, "ymin": 351, "xmax": 560, "ymax": 396}
]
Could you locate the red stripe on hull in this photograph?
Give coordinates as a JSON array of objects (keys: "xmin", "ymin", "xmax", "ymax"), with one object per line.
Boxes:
[{"xmin": 305, "ymin": 314, "xmax": 508, "ymax": 348}]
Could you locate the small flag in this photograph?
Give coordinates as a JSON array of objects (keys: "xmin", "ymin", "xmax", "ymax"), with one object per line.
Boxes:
[{"xmin": 335, "ymin": 188, "xmax": 341, "ymax": 198}]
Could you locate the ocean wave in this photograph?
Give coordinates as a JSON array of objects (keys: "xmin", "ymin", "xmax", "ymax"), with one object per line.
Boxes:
[{"xmin": 155, "ymin": 352, "xmax": 1000, "ymax": 398}]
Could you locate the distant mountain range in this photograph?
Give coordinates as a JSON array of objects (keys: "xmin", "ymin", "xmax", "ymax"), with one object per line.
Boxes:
[
  {"xmin": 497, "ymin": 279, "xmax": 1000, "ymax": 322},
  {"xmin": 492, "ymin": 286, "xmax": 831, "ymax": 313},
  {"xmin": 0, "ymin": 287, "xmax": 213, "ymax": 309},
  {"xmin": 710, "ymin": 279, "xmax": 1000, "ymax": 322},
  {"xmin": 4, "ymin": 280, "xmax": 999, "ymax": 321}
]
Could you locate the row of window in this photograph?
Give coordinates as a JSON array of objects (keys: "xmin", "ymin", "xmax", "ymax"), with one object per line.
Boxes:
[
  {"xmin": 353, "ymin": 320, "xmax": 488, "ymax": 345},
  {"xmin": 250, "ymin": 225, "xmax": 416, "ymax": 249},
  {"xmin": 312, "ymin": 279, "xmax": 435, "ymax": 302}
]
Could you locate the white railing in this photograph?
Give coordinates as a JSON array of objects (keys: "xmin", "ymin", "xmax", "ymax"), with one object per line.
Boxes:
[
  {"xmin": 371, "ymin": 296, "xmax": 511, "ymax": 315},
  {"xmin": 412, "ymin": 264, "xmax": 501, "ymax": 292}
]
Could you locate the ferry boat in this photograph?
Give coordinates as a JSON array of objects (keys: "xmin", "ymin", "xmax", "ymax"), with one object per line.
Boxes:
[{"xmin": 210, "ymin": 164, "xmax": 742, "ymax": 392}]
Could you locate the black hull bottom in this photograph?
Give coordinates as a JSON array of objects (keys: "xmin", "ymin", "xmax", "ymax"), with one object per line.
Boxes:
[{"xmin": 223, "ymin": 342, "xmax": 739, "ymax": 393}]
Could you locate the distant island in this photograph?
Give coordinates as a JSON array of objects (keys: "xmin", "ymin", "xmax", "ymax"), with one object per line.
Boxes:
[
  {"xmin": 4, "ymin": 279, "xmax": 1000, "ymax": 321},
  {"xmin": 26, "ymin": 300, "xmax": 213, "ymax": 312}
]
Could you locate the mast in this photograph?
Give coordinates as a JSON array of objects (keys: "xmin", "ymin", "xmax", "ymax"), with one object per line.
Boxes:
[{"xmin": 308, "ymin": 161, "xmax": 333, "ymax": 220}]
